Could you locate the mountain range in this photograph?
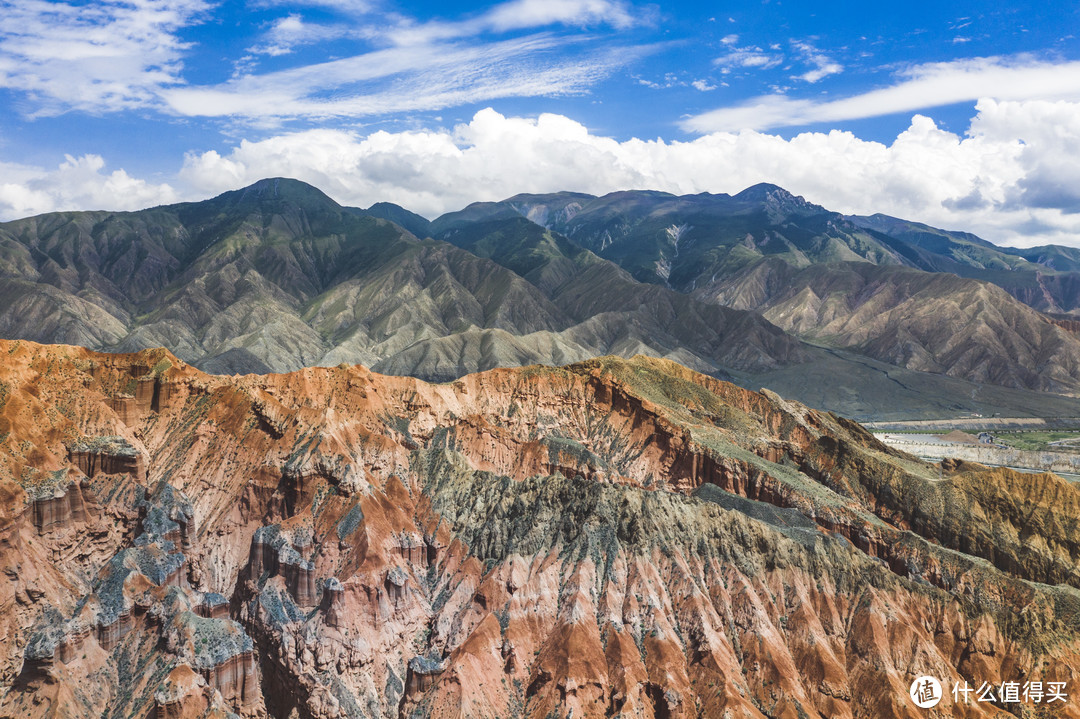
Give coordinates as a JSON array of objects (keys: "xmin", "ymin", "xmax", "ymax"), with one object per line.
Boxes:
[
  {"xmin": 4, "ymin": 178, "xmax": 1080, "ymax": 719},
  {"xmin": 3, "ymin": 177, "xmax": 1080, "ymax": 419}
]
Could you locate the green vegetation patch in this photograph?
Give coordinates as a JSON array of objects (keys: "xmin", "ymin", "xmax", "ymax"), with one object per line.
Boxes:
[
  {"xmin": 336, "ymin": 502, "xmax": 365, "ymax": 540},
  {"xmin": 175, "ymin": 611, "xmax": 254, "ymax": 669},
  {"xmin": 149, "ymin": 357, "xmax": 173, "ymax": 376},
  {"xmin": 999, "ymin": 430, "xmax": 1080, "ymax": 452}
]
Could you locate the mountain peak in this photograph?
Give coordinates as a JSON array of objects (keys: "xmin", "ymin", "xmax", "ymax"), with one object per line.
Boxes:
[
  {"xmin": 734, "ymin": 182, "xmax": 796, "ymax": 202},
  {"xmin": 733, "ymin": 183, "xmax": 824, "ymax": 216},
  {"xmin": 214, "ymin": 177, "xmax": 343, "ymax": 211},
  {"xmin": 361, "ymin": 202, "xmax": 432, "ymax": 238}
]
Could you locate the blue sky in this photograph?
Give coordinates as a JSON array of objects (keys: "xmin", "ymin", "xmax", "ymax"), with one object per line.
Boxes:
[{"xmin": 1, "ymin": 0, "xmax": 1079, "ymax": 246}]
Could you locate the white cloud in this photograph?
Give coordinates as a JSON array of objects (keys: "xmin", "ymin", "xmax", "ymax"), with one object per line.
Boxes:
[
  {"xmin": 484, "ymin": 0, "xmax": 636, "ymax": 32},
  {"xmin": 0, "ymin": 0, "xmax": 209, "ymax": 115},
  {"xmin": 167, "ymin": 103, "xmax": 1080, "ymax": 247},
  {"xmin": 713, "ymin": 43, "xmax": 782, "ymax": 73},
  {"xmin": 7, "ymin": 100, "xmax": 1080, "ymax": 248},
  {"xmin": 163, "ymin": 35, "xmax": 646, "ymax": 119},
  {"xmin": 692, "ymin": 79, "xmax": 717, "ymax": 91},
  {"xmin": 683, "ymin": 55, "xmax": 1080, "ymax": 132},
  {"xmin": 252, "ymin": 0, "xmax": 375, "ymax": 14},
  {"xmin": 711, "ymin": 37, "xmax": 841, "ymax": 82},
  {"xmin": 0, "ymin": 0, "xmax": 646, "ymax": 121},
  {"xmin": 973, "ymin": 99, "xmax": 1080, "ymax": 215},
  {"xmin": 790, "ymin": 40, "xmax": 842, "ymax": 83},
  {"xmin": 380, "ymin": 0, "xmax": 636, "ymax": 46},
  {"xmin": 0, "ymin": 154, "xmax": 178, "ymax": 219},
  {"xmin": 247, "ymin": 14, "xmax": 366, "ymax": 56}
]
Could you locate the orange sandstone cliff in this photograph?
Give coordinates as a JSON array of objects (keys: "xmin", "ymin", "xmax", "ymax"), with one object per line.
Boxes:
[{"xmin": 0, "ymin": 338, "xmax": 1077, "ymax": 718}]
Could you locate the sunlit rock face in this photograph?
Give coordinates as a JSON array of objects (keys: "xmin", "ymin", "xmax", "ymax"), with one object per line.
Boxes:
[{"xmin": 0, "ymin": 337, "xmax": 1078, "ymax": 718}]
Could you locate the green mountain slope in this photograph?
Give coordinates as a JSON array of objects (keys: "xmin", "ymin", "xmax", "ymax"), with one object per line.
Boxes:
[
  {"xmin": 5, "ymin": 177, "xmax": 1080, "ymax": 418},
  {"xmin": 504, "ymin": 184, "xmax": 907, "ymax": 289},
  {"xmin": 849, "ymin": 213, "xmax": 1080, "ymax": 312},
  {"xmin": 0, "ymin": 178, "xmax": 806, "ymax": 381},
  {"xmin": 700, "ymin": 260, "xmax": 1080, "ymax": 393},
  {"xmin": 464, "ymin": 187, "xmax": 1080, "ymax": 395},
  {"xmin": 428, "ymin": 209, "xmax": 807, "ymax": 377}
]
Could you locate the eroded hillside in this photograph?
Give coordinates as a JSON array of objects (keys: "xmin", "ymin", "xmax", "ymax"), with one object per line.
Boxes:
[{"xmin": 0, "ymin": 339, "xmax": 1078, "ymax": 718}]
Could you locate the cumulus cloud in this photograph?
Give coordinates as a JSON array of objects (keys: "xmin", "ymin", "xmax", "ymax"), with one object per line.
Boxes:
[
  {"xmin": 684, "ymin": 55, "xmax": 1080, "ymax": 132},
  {"xmin": 5, "ymin": 101, "xmax": 1080, "ymax": 248},
  {"xmin": 0, "ymin": 154, "xmax": 178, "ymax": 219},
  {"xmin": 168, "ymin": 103, "xmax": 1080, "ymax": 247},
  {"xmin": 973, "ymin": 99, "xmax": 1080, "ymax": 214}
]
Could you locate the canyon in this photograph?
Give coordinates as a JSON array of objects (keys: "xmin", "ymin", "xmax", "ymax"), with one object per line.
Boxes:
[{"xmin": 0, "ymin": 338, "xmax": 1077, "ymax": 717}]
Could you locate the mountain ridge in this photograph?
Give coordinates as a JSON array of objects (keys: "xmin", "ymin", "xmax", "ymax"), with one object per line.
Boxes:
[
  {"xmin": 0, "ymin": 179, "xmax": 806, "ymax": 382},
  {"xmin": 5, "ymin": 177, "xmax": 1080, "ymax": 419}
]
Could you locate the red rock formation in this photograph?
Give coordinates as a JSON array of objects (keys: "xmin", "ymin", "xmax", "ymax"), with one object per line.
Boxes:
[
  {"xmin": 320, "ymin": 577, "xmax": 345, "ymax": 628},
  {"xmin": 385, "ymin": 565, "xmax": 409, "ymax": 604},
  {"xmin": 0, "ymin": 339, "xmax": 1079, "ymax": 719},
  {"xmin": 95, "ymin": 610, "xmax": 135, "ymax": 652},
  {"xmin": 281, "ymin": 551, "xmax": 318, "ymax": 608},
  {"xmin": 67, "ymin": 435, "xmax": 147, "ymax": 483},
  {"xmin": 154, "ymin": 665, "xmax": 209, "ymax": 719},
  {"xmin": 195, "ymin": 593, "xmax": 230, "ymax": 620},
  {"xmin": 203, "ymin": 650, "xmax": 259, "ymax": 709},
  {"xmin": 109, "ymin": 394, "xmax": 140, "ymax": 427},
  {"xmin": 55, "ymin": 624, "xmax": 90, "ymax": 664},
  {"xmin": 246, "ymin": 525, "xmax": 318, "ymax": 606},
  {"xmin": 30, "ymin": 477, "xmax": 91, "ymax": 533}
]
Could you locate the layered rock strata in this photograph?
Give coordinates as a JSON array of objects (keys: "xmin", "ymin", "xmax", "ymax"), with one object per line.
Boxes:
[{"xmin": 0, "ymin": 338, "xmax": 1076, "ymax": 718}]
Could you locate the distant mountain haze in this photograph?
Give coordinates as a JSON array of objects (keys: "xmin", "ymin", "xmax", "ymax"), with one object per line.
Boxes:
[{"xmin": 3, "ymin": 177, "xmax": 1080, "ymax": 419}]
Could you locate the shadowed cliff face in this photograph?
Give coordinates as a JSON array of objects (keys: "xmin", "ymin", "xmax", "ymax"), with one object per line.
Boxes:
[{"xmin": 0, "ymin": 339, "xmax": 1078, "ymax": 718}]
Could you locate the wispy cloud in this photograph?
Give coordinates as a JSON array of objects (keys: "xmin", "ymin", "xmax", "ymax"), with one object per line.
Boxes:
[
  {"xmin": 251, "ymin": 0, "xmax": 376, "ymax": 16},
  {"xmin": 682, "ymin": 55, "xmax": 1080, "ymax": 132},
  {"xmin": 712, "ymin": 34, "xmax": 783, "ymax": 73},
  {"xmin": 0, "ymin": 0, "xmax": 648, "ymax": 122},
  {"xmin": 790, "ymin": 40, "xmax": 842, "ymax": 83},
  {"xmin": 246, "ymin": 14, "xmax": 368, "ymax": 57},
  {"xmin": 385, "ymin": 0, "xmax": 638, "ymax": 46},
  {"xmin": 0, "ymin": 0, "xmax": 209, "ymax": 115},
  {"xmin": 165, "ymin": 34, "xmax": 650, "ymax": 120}
]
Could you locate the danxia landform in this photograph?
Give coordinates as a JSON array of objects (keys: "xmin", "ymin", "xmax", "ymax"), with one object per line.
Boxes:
[{"xmin": 1, "ymin": 340, "xmax": 1079, "ymax": 718}]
